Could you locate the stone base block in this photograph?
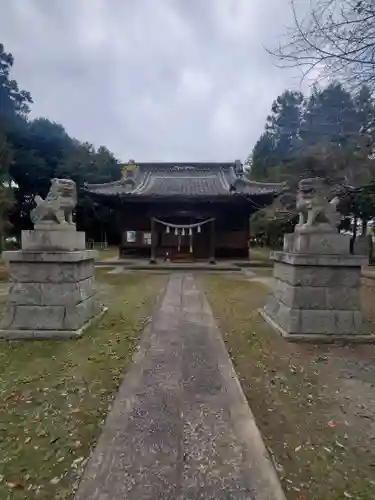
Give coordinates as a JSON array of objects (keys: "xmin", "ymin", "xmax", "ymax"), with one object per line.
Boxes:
[
  {"xmin": 274, "ymin": 261, "xmax": 361, "ymax": 287},
  {"xmin": 271, "ymin": 251, "xmax": 367, "ymax": 268},
  {"xmin": 64, "ymin": 295, "xmax": 102, "ymax": 330},
  {"xmin": 21, "ymin": 229, "xmax": 86, "ymax": 251},
  {"xmin": 283, "ymin": 232, "xmax": 351, "ymax": 255},
  {"xmin": 3, "ymin": 249, "xmax": 97, "ymax": 264},
  {"xmin": 8, "ymin": 277, "xmax": 96, "ymax": 306},
  {"xmin": 0, "ymin": 248, "xmax": 102, "ymax": 339},
  {"xmin": 273, "ymin": 278, "xmax": 360, "ymax": 310},
  {"xmin": 1, "ymin": 295, "xmax": 101, "ymax": 330},
  {"xmin": 260, "ymin": 309, "xmax": 375, "ymax": 343},
  {"xmin": 262, "ymin": 290, "xmax": 373, "ymax": 343},
  {"xmin": 353, "ymin": 235, "xmax": 371, "ymax": 256},
  {"xmin": 262, "ymin": 233, "xmax": 369, "ymax": 342},
  {"xmin": 264, "ymin": 295, "xmax": 363, "ymax": 335},
  {"xmin": 0, "ymin": 307, "xmax": 108, "ymax": 340}
]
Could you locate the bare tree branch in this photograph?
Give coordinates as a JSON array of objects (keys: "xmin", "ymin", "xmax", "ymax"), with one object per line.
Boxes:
[{"xmin": 268, "ymin": 0, "xmax": 375, "ymax": 89}]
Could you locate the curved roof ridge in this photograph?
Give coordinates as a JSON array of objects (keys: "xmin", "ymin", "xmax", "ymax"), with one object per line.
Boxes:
[
  {"xmin": 83, "ymin": 160, "xmax": 285, "ymax": 198},
  {"xmin": 227, "ymin": 165, "xmax": 239, "ymax": 184},
  {"xmin": 136, "ymin": 162, "xmax": 235, "ymax": 173},
  {"xmin": 85, "ymin": 178, "xmax": 124, "ymax": 189},
  {"xmin": 152, "ymin": 174, "xmax": 218, "ymax": 178},
  {"xmin": 133, "ymin": 171, "xmax": 154, "ymax": 194},
  {"xmin": 245, "ymin": 178, "xmax": 285, "ymax": 187},
  {"xmin": 137, "ymin": 162, "xmax": 234, "ymax": 166},
  {"xmin": 218, "ymin": 169, "xmax": 231, "ymax": 190}
]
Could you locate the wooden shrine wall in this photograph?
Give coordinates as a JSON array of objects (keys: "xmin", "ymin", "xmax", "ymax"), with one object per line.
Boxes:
[{"xmin": 118, "ymin": 203, "xmax": 250, "ymax": 259}]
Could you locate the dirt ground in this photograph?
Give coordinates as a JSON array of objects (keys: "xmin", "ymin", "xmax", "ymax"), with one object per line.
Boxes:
[{"xmin": 204, "ymin": 273, "xmax": 375, "ymax": 500}]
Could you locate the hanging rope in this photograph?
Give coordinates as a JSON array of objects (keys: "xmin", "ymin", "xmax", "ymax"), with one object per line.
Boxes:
[{"xmin": 153, "ymin": 217, "xmax": 215, "ymax": 229}]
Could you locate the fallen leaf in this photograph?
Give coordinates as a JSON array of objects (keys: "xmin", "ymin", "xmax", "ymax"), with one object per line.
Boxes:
[
  {"xmin": 7, "ymin": 482, "xmax": 24, "ymax": 490},
  {"xmin": 335, "ymin": 440, "xmax": 345, "ymax": 449}
]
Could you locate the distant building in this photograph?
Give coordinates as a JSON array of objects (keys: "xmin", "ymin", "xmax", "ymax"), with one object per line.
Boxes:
[{"xmin": 84, "ymin": 160, "xmax": 283, "ymax": 262}]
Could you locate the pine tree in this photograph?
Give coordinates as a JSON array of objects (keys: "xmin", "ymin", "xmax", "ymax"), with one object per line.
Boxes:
[
  {"xmin": 266, "ymin": 90, "xmax": 304, "ymax": 160},
  {"xmin": 300, "ymin": 83, "xmax": 359, "ymax": 147}
]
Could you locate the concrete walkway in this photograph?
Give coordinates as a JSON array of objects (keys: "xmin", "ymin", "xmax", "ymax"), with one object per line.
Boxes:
[{"xmin": 75, "ymin": 274, "xmax": 285, "ymax": 500}]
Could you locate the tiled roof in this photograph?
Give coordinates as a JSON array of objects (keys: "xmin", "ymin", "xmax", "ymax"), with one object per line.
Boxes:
[{"xmin": 84, "ymin": 162, "xmax": 284, "ymax": 199}]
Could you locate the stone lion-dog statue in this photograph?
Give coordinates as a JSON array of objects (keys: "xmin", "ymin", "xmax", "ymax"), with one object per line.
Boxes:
[
  {"xmin": 296, "ymin": 177, "xmax": 341, "ymax": 232},
  {"xmin": 30, "ymin": 178, "xmax": 77, "ymax": 228}
]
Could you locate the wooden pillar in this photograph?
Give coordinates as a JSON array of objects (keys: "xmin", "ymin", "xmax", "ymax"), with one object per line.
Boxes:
[
  {"xmin": 150, "ymin": 217, "xmax": 157, "ymax": 264},
  {"xmin": 117, "ymin": 201, "xmax": 123, "ymax": 259},
  {"xmin": 209, "ymin": 218, "xmax": 216, "ymax": 264}
]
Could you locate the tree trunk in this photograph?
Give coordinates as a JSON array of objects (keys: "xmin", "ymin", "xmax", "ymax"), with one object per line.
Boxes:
[
  {"xmin": 350, "ymin": 216, "xmax": 358, "ymax": 254},
  {"xmin": 362, "ymin": 219, "xmax": 368, "ymax": 236},
  {"xmin": 0, "ymin": 215, "xmax": 4, "ymax": 253},
  {"xmin": 368, "ymin": 235, "xmax": 374, "ymax": 265}
]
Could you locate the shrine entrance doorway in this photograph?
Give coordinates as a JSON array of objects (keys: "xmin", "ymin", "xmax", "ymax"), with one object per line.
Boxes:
[{"xmin": 150, "ymin": 217, "xmax": 216, "ymax": 263}]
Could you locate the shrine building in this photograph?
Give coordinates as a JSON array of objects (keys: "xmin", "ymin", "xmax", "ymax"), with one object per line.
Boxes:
[{"xmin": 84, "ymin": 160, "xmax": 283, "ymax": 262}]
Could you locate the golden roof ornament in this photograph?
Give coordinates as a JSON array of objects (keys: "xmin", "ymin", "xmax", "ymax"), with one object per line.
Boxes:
[{"xmin": 121, "ymin": 159, "xmax": 138, "ymax": 179}]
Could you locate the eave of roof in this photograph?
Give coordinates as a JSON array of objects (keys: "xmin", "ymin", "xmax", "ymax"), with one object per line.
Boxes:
[{"xmin": 84, "ymin": 162, "xmax": 284, "ymax": 199}]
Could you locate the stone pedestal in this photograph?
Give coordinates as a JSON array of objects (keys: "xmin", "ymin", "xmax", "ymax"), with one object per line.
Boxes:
[
  {"xmin": 0, "ymin": 229, "xmax": 104, "ymax": 339},
  {"xmin": 22, "ymin": 227, "xmax": 86, "ymax": 251},
  {"xmin": 261, "ymin": 231, "xmax": 374, "ymax": 342}
]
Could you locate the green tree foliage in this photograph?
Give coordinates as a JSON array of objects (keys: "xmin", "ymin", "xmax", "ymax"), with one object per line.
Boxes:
[
  {"xmin": 250, "ymin": 208, "xmax": 296, "ymax": 249},
  {"xmin": 9, "ymin": 118, "xmax": 74, "ymax": 199},
  {"xmin": 0, "ymin": 43, "xmax": 32, "ymax": 120},
  {"xmin": 354, "ymin": 85, "xmax": 375, "ymax": 133},
  {"xmin": 247, "ymin": 132, "xmax": 275, "ymax": 180},
  {"xmin": 266, "ymin": 90, "xmax": 304, "ymax": 158},
  {"xmin": 250, "ymin": 91, "xmax": 304, "ymax": 180},
  {"xmin": 57, "ymin": 143, "xmax": 120, "ymax": 186},
  {"xmin": 250, "ymin": 82, "xmax": 375, "ymax": 184},
  {"xmin": 249, "ymin": 82, "xmax": 375, "ymax": 247},
  {"xmin": 0, "ymin": 132, "xmax": 15, "ymax": 249},
  {"xmin": 301, "ymin": 83, "xmax": 359, "ymax": 147},
  {"xmin": 57, "ymin": 143, "xmax": 121, "ymax": 242},
  {"xmin": 0, "ymin": 42, "xmax": 122, "ymax": 243}
]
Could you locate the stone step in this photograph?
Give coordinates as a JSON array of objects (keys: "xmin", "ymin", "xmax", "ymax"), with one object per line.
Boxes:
[{"xmin": 95, "ymin": 262, "xmax": 241, "ymax": 272}]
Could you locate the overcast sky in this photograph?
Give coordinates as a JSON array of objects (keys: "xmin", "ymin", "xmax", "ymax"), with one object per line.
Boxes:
[{"xmin": 1, "ymin": 0, "xmax": 303, "ymax": 162}]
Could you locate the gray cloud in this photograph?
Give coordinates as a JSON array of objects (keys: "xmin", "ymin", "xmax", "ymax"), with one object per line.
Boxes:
[{"xmin": 1, "ymin": 0, "xmax": 302, "ymax": 162}]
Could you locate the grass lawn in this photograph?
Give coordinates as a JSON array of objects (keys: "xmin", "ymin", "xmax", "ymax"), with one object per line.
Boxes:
[
  {"xmin": 94, "ymin": 246, "xmax": 119, "ymax": 261},
  {"xmin": 249, "ymin": 246, "xmax": 272, "ymax": 264},
  {"xmin": 204, "ymin": 275, "xmax": 375, "ymax": 500},
  {"xmin": 0, "ymin": 253, "xmax": 5, "ymax": 282},
  {"xmin": 0, "ymin": 270, "xmax": 167, "ymax": 500},
  {"xmin": 0, "ymin": 266, "xmax": 7, "ymax": 282}
]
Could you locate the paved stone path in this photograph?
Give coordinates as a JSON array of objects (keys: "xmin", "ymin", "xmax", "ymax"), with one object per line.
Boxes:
[{"xmin": 75, "ymin": 274, "xmax": 285, "ymax": 500}]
